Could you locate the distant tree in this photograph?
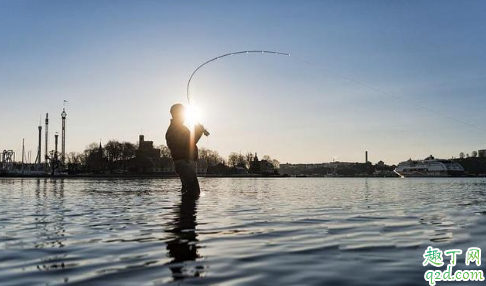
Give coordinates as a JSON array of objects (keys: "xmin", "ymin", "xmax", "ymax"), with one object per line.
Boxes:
[
  {"xmin": 67, "ymin": 152, "xmax": 83, "ymax": 165},
  {"xmin": 460, "ymin": 152, "xmax": 465, "ymax": 159},
  {"xmin": 66, "ymin": 152, "xmax": 76, "ymax": 164},
  {"xmin": 466, "ymin": 153, "xmax": 470, "ymax": 158},
  {"xmin": 228, "ymin": 152, "xmax": 238, "ymax": 167},
  {"xmin": 228, "ymin": 152, "xmax": 247, "ymax": 167},
  {"xmin": 271, "ymin": 159, "xmax": 280, "ymax": 169},
  {"xmin": 261, "ymin": 155, "xmax": 280, "ymax": 169},
  {"xmin": 245, "ymin": 152, "xmax": 254, "ymax": 168},
  {"xmin": 84, "ymin": 142, "xmax": 101, "ymax": 159},
  {"xmin": 159, "ymin": 145, "xmax": 172, "ymax": 158},
  {"xmin": 82, "ymin": 142, "xmax": 104, "ymax": 171},
  {"xmin": 120, "ymin": 142, "xmax": 137, "ymax": 161},
  {"xmin": 472, "ymin": 151, "xmax": 478, "ymax": 158},
  {"xmin": 199, "ymin": 148, "xmax": 223, "ymax": 166},
  {"xmin": 85, "ymin": 142, "xmax": 100, "ymax": 152},
  {"xmin": 104, "ymin": 140, "xmax": 123, "ymax": 162}
]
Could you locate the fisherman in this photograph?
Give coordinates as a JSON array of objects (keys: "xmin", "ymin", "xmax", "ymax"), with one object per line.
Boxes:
[{"xmin": 166, "ymin": 103, "xmax": 206, "ymax": 197}]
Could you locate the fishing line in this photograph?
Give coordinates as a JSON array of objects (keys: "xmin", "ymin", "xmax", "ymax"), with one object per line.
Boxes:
[
  {"xmin": 186, "ymin": 50, "xmax": 486, "ymax": 133},
  {"xmin": 291, "ymin": 55, "xmax": 486, "ymax": 133},
  {"xmin": 186, "ymin": 50, "xmax": 290, "ymax": 137},
  {"xmin": 186, "ymin": 50, "xmax": 290, "ymax": 104}
]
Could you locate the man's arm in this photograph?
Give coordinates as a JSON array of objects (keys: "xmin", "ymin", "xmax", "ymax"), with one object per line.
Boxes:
[{"xmin": 194, "ymin": 124, "xmax": 205, "ymax": 143}]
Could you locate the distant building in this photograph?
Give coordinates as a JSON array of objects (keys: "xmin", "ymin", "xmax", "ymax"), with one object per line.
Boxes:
[
  {"xmin": 479, "ymin": 150, "xmax": 486, "ymax": 158},
  {"xmin": 249, "ymin": 153, "xmax": 276, "ymax": 174},
  {"xmin": 280, "ymin": 162, "xmax": 346, "ymax": 176},
  {"xmin": 137, "ymin": 135, "xmax": 160, "ymax": 158},
  {"xmin": 234, "ymin": 166, "xmax": 249, "ymax": 174},
  {"xmin": 207, "ymin": 162, "xmax": 232, "ymax": 175},
  {"xmin": 279, "ymin": 160, "xmax": 391, "ymax": 177},
  {"xmin": 129, "ymin": 135, "xmax": 174, "ymax": 173}
]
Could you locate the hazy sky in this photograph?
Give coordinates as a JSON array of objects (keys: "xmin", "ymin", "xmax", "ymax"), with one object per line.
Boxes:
[{"xmin": 1, "ymin": 0, "xmax": 486, "ymax": 164}]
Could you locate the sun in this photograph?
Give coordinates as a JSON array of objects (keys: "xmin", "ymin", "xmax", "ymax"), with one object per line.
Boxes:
[{"xmin": 184, "ymin": 104, "xmax": 202, "ymax": 129}]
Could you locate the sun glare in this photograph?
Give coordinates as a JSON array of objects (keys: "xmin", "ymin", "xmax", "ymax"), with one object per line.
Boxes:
[{"xmin": 184, "ymin": 104, "xmax": 202, "ymax": 129}]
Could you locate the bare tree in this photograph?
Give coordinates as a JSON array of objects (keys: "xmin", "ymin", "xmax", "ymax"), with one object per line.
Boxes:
[
  {"xmin": 262, "ymin": 155, "xmax": 272, "ymax": 161},
  {"xmin": 159, "ymin": 145, "xmax": 172, "ymax": 158},
  {"xmin": 121, "ymin": 142, "xmax": 137, "ymax": 161},
  {"xmin": 245, "ymin": 152, "xmax": 254, "ymax": 168},
  {"xmin": 84, "ymin": 142, "xmax": 101, "ymax": 159},
  {"xmin": 67, "ymin": 152, "xmax": 82, "ymax": 165},
  {"xmin": 104, "ymin": 140, "xmax": 123, "ymax": 162},
  {"xmin": 199, "ymin": 148, "xmax": 223, "ymax": 166},
  {"xmin": 472, "ymin": 151, "xmax": 478, "ymax": 158},
  {"xmin": 459, "ymin": 152, "xmax": 465, "ymax": 159},
  {"xmin": 80, "ymin": 142, "xmax": 103, "ymax": 168},
  {"xmin": 261, "ymin": 155, "xmax": 280, "ymax": 169},
  {"xmin": 271, "ymin": 159, "xmax": 280, "ymax": 169},
  {"xmin": 86, "ymin": 142, "xmax": 100, "ymax": 152},
  {"xmin": 228, "ymin": 152, "xmax": 247, "ymax": 167},
  {"xmin": 228, "ymin": 152, "xmax": 239, "ymax": 167}
]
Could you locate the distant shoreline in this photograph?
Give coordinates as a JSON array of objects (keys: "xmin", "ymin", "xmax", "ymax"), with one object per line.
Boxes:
[
  {"xmin": 1, "ymin": 174, "xmax": 485, "ymax": 179},
  {"xmin": 0, "ymin": 174, "xmax": 275, "ymax": 179}
]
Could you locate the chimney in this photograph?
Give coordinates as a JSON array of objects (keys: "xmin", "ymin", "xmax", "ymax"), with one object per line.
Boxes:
[{"xmin": 365, "ymin": 151, "xmax": 368, "ymax": 164}]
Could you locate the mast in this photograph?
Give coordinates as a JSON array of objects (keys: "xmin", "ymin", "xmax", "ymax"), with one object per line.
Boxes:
[
  {"xmin": 45, "ymin": 113, "xmax": 49, "ymax": 168},
  {"xmin": 21, "ymin": 138, "xmax": 25, "ymax": 172},
  {"xmin": 54, "ymin": 133, "xmax": 59, "ymax": 161},
  {"xmin": 35, "ymin": 124, "xmax": 42, "ymax": 167},
  {"xmin": 61, "ymin": 106, "xmax": 67, "ymax": 165},
  {"xmin": 54, "ymin": 133, "xmax": 59, "ymax": 174}
]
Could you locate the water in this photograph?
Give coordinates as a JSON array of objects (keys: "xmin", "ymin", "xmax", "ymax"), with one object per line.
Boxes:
[{"xmin": 1, "ymin": 178, "xmax": 486, "ymax": 286}]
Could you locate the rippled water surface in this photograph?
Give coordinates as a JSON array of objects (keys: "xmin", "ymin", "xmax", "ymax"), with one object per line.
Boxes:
[{"xmin": 1, "ymin": 178, "xmax": 486, "ymax": 285}]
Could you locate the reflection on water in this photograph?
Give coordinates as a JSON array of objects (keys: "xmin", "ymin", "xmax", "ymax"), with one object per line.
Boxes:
[
  {"xmin": 35, "ymin": 180, "xmax": 66, "ymax": 277},
  {"xmin": 0, "ymin": 178, "xmax": 486, "ymax": 285},
  {"xmin": 166, "ymin": 195, "xmax": 204, "ymax": 280}
]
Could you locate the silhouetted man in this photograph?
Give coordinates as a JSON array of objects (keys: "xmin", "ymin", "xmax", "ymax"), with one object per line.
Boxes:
[{"xmin": 166, "ymin": 104, "xmax": 205, "ymax": 197}]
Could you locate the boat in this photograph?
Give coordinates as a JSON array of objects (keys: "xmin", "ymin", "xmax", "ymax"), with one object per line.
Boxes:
[{"xmin": 394, "ymin": 155, "xmax": 464, "ymax": 177}]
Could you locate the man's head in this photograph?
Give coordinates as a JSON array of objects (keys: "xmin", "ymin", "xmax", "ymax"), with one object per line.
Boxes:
[{"xmin": 170, "ymin": 103, "xmax": 185, "ymax": 122}]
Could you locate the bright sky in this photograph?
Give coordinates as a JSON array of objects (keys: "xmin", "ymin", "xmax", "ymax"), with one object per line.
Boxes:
[{"xmin": 1, "ymin": 1, "xmax": 486, "ymax": 164}]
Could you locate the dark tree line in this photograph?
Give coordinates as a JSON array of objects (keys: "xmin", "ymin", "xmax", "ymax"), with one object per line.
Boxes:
[
  {"xmin": 227, "ymin": 152, "xmax": 279, "ymax": 169},
  {"xmin": 459, "ymin": 151, "xmax": 479, "ymax": 159},
  {"xmin": 66, "ymin": 139, "xmax": 280, "ymax": 174},
  {"xmin": 67, "ymin": 141, "xmax": 138, "ymax": 166}
]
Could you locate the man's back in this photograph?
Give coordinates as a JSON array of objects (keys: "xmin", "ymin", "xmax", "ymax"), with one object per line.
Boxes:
[
  {"xmin": 166, "ymin": 121, "xmax": 194, "ymax": 161},
  {"xmin": 166, "ymin": 120, "xmax": 205, "ymax": 161}
]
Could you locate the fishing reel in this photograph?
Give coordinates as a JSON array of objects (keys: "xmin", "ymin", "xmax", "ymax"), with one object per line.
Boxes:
[
  {"xmin": 195, "ymin": 123, "xmax": 210, "ymax": 136},
  {"xmin": 198, "ymin": 124, "xmax": 210, "ymax": 136}
]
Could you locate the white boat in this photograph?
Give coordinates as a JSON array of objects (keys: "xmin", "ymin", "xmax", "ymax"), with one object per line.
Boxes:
[{"xmin": 394, "ymin": 155, "xmax": 464, "ymax": 177}]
